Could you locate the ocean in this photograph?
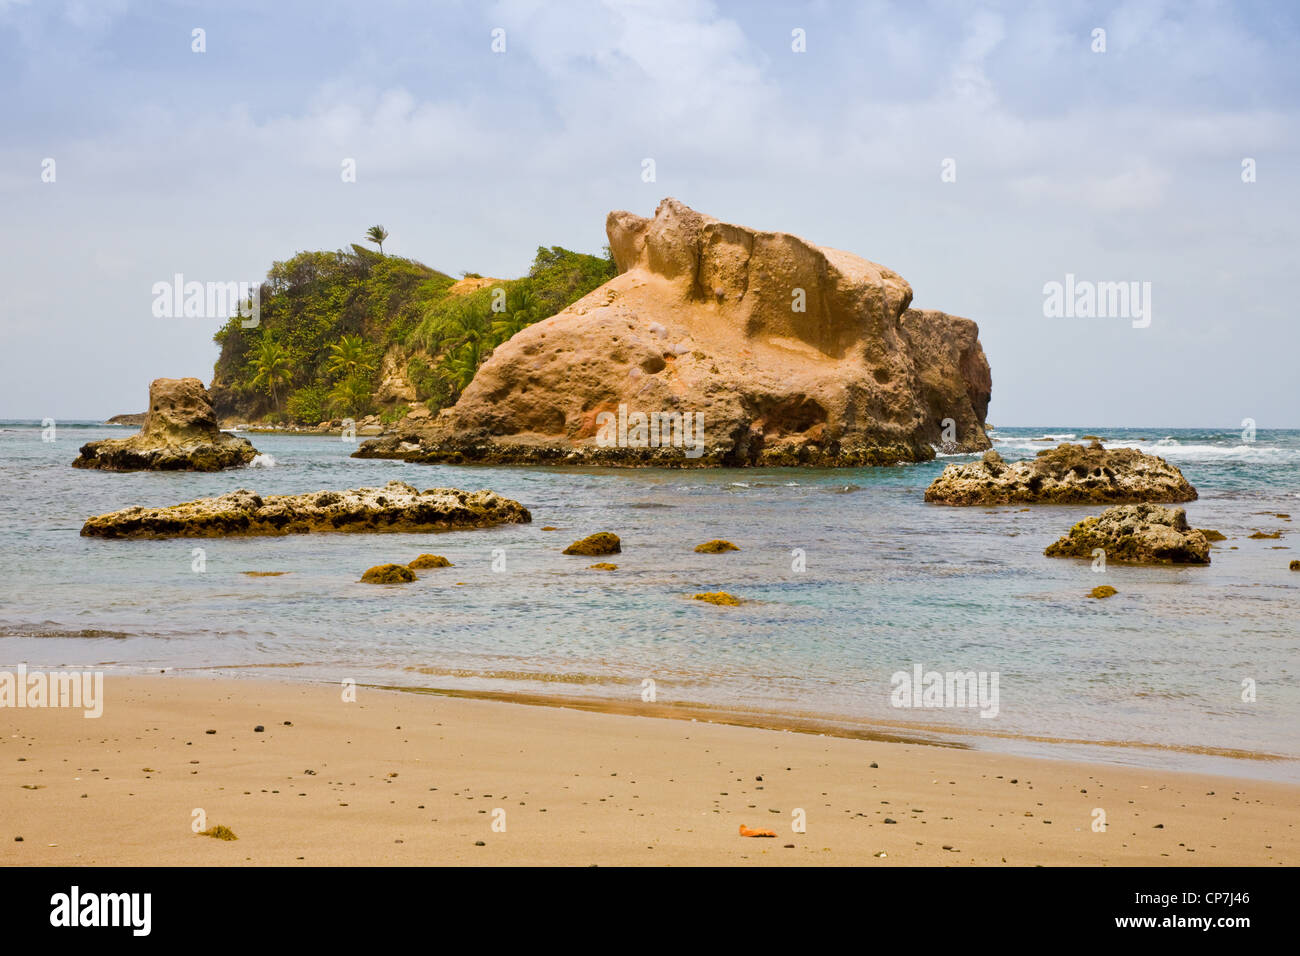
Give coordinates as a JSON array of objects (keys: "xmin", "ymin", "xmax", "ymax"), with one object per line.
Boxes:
[{"xmin": 2, "ymin": 422, "xmax": 1297, "ymax": 781}]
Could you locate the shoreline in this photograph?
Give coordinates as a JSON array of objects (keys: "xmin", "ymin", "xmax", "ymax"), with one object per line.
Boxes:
[
  {"xmin": 106, "ymin": 666, "xmax": 1300, "ymax": 780},
  {"xmin": 2, "ymin": 674, "xmax": 1296, "ymax": 866}
]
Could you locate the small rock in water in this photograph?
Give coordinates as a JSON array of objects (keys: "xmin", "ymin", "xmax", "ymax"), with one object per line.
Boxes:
[
  {"xmin": 563, "ymin": 532, "xmax": 621, "ymax": 556},
  {"xmin": 253, "ymin": 725, "xmax": 264, "ymax": 733},
  {"xmin": 692, "ymin": 591, "xmax": 741, "ymax": 606},
  {"xmin": 361, "ymin": 563, "xmax": 416, "ymax": 584}
]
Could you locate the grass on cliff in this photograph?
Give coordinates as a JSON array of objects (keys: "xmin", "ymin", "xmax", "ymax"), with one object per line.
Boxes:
[{"xmin": 212, "ymin": 243, "xmax": 615, "ymax": 424}]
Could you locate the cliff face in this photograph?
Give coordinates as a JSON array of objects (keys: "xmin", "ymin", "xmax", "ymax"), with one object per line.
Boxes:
[{"xmin": 356, "ymin": 199, "xmax": 992, "ymax": 467}]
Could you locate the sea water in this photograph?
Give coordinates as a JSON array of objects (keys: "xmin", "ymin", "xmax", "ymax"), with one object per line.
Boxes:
[{"xmin": 1, "ymin": 423, "xmax": 1297, "ymax": 780}]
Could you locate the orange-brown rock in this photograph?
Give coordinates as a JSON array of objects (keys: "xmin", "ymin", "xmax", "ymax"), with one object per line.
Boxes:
[{"xmin": 355, "ymin": 199, "xmax": 991, "ymax": 467}]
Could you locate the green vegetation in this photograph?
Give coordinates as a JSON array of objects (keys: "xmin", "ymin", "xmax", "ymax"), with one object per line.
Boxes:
[{"xmin": 211, "ymin": 242, "xmax": 615, "ymax": 423}]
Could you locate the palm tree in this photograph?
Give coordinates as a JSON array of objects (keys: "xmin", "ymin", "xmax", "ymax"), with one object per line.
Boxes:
[
  {"xmin": 426, "ymin": 299, "xmax": 489, "ymax": 352},
  {"xmin": 249, "ymin": 335, "xmax": 293, "ymax": 411},
  {"xmin": 365, "ymin": 225, "xmax": 389, "ymax": 255},
  {"xmin": 326, "ymin": 334, "xmax": 374, "ymax": 380},
  {"xmin": 490, "ymin": 288, "xmax": 539, "ymax": 343},
  {"xmin": 437, "ymin": 339, "xmax": 486, "ymax": 400},
  {"xmin": 329, "ymin": 374, "xmax": 373, "ymax": 418}
]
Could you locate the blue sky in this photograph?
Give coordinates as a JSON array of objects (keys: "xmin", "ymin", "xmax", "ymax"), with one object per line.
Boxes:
[{"xmin": 1, "ymin": 0, "xmax": 1297, "ymax": 425}]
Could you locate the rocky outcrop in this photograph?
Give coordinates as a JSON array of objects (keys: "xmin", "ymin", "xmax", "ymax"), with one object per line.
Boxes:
[
  {"xmin": 1045, "ymin": 504, "xmax": 1211, "ymax": 565},
  {"xmin": 925, "ymin": 442, "xmax": 1197, "ymax": 505},
  {"xmin": 75, "ymin": 378, "xmax": 257, "ymax": 471},
  {"xmin": 104, "ymin": 412, "xmax": 146, "ymax": 426},
  {"xmin": 354, "ymin": 198, "xmax": 991, "ymax": 467},
  {"xmin": 374, "ymin": 345, "xmax": 418, "ymax": 404},
  {"xmin": 80, "ymin": 480, "xmax": 530, "ymax": 539}
]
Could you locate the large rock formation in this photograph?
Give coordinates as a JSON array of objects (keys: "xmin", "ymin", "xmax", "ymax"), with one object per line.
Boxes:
[
  {"xmin": 925, "ymin": 442, "xmax": 1198, "ymax": 505},
  {"xmin": 80, "ymin": 480, "xmax": 530, "ymax": 539},
  {"xmin": 355, "ymin": 199, "xmax": 991, "ymax": 467},
  {"xmin": 74, "ymin": 378, "xmax": 258, "ymax": 471},
  {"xmin": 1045, "ymin": 504, "xmax": 1211, "ymax": 565}
]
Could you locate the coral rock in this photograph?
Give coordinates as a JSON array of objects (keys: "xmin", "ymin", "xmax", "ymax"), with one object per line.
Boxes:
[
  {"xmin": 1045, "ymin": 504, "xmax": 1211, "ymax": 565},
  {"xmin": 926, "ymin": 442, "xmax": 1197, "ymax": 505},
  {"xmin": 74, "ymin": 378, "xmax": 258, "ymax": 471},
  {"xmin": 80, "ymin": 480, "xmax": 530, "ymax": 539}
]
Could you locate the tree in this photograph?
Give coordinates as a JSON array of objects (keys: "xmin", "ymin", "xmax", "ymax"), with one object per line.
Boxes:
[
  {"xmin": 326, "ymin": 334, "xmax": 374, "ymax": 380},
  {"xmin": 436, "ymin": 338, "xmax": 486, "ymax": 400},
  {"xmin": 490, "ymin": 288, "xmax": 539, "ymax": 344},
  {"xmin": 328, "ymin": 374, "xmax": 374, "ymax": 418},
  {"xmin": 249, "ymin": 335, "xmax": 293, "ymax": 410},
  {"xmin": 365, "ymin": 225, "xmax": 389, "ymax": 255}
]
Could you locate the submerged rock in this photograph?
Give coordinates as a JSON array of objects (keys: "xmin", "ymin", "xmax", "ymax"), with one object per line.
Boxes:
[
  {"xmin": 408, "ymin": 554, "xmax": 453, "ymax": 569},
  {"xmin": 354, "ymin": 198, "xmax": 991, "ymax": 468},
  {"xmin": 693, "ymin": 591, "xmax": 742, "ymax": 606},
  {"xmin": 694, "ymin": 539, "xmax": 740, "ymax": 553},
  {"xmin": 74, "ymin": 378, "xmax": 258, "ymax": 471},
  {"xmin": 588, "ymin": 562, "xmax": 618, "ymax": 571},
  {"xmin": 1200, "ymin": 529, "xmax": 1227, "ymax": 542},
  {"xmin": 1045, "ymin": 504, "xmax": 1211, "ymax": 565},
  {"xmin": 361, "ymin": 564, "xmax": 416, "ymax": 584},
  {"xmin": 563, "ymin": 532, "xmax": 621, "ymax": 556},
  {"xmin": 80, "ymin": 480, "xmax": 530, "ymax": 539},
  {"xmin": 1089, "ymin": 585, "xmax": 1118, "ymax": 599},
  {"xmin": 925, "ymin": 442, "xmax": 1197, "ymax": 505}
]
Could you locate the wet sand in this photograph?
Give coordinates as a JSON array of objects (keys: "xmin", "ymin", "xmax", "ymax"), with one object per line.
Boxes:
[{"xmin": 1, "ymin": 676, "xmax": 1295, "ymax": 866}]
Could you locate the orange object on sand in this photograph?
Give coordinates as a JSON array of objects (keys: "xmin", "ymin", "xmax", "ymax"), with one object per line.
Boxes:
[{"xmin": 739, "ymin": 824, "xmax": 777, "ymax": 838}]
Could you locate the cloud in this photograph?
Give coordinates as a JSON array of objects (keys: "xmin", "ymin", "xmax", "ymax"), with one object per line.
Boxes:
[{"xmin": 0, "ymin": 0, "xmax": 1298, "ymax": 424}]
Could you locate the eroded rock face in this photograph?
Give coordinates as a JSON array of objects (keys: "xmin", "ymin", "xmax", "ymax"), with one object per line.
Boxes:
[
  {"xmin": 924, "ymin": 442, "xmax": 1197, "ymax": 505},
  {"xmin": 74, "ymin": 378, "xmax": 258, "ymax": 471},
  {"xmin": 355, "ymin": 199, "xmax": 992, "ymax": 467},
  {"xmin": 80, "ymin": 480, "xmax": 531, "ymax": 539},
  {"xmin": 1045, "ymin": 504, "xmax": 1211, "ymax": 565}
]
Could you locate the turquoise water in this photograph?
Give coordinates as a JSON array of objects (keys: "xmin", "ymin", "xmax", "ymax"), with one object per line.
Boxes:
[{"xmin": 1, "ymin": 422, "xmax": 1297, "ymax": 780}]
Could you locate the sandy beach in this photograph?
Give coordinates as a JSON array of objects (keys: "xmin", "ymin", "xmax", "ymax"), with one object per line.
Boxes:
[{"xmin": 1, "ymin": 676, "xmax": 1295, "ymax": 866}]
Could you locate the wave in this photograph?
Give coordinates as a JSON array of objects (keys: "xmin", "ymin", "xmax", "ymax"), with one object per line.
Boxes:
[
  {"xmin": 247, "ymin": 453, "xmax": 277, "ymax": 468},
  {"xmin": 992, "ymin": 436, "xmax": 1300, "ymax": 465},
  {"xmin": 0, "ymin": 624, "xmax": 133, "ymax": 639}
]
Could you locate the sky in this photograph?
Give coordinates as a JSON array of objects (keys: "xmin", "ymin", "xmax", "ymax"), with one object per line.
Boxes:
[{"xmin": 1, "ymin": 0, "xmax": 1297, "ymax": 426}]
